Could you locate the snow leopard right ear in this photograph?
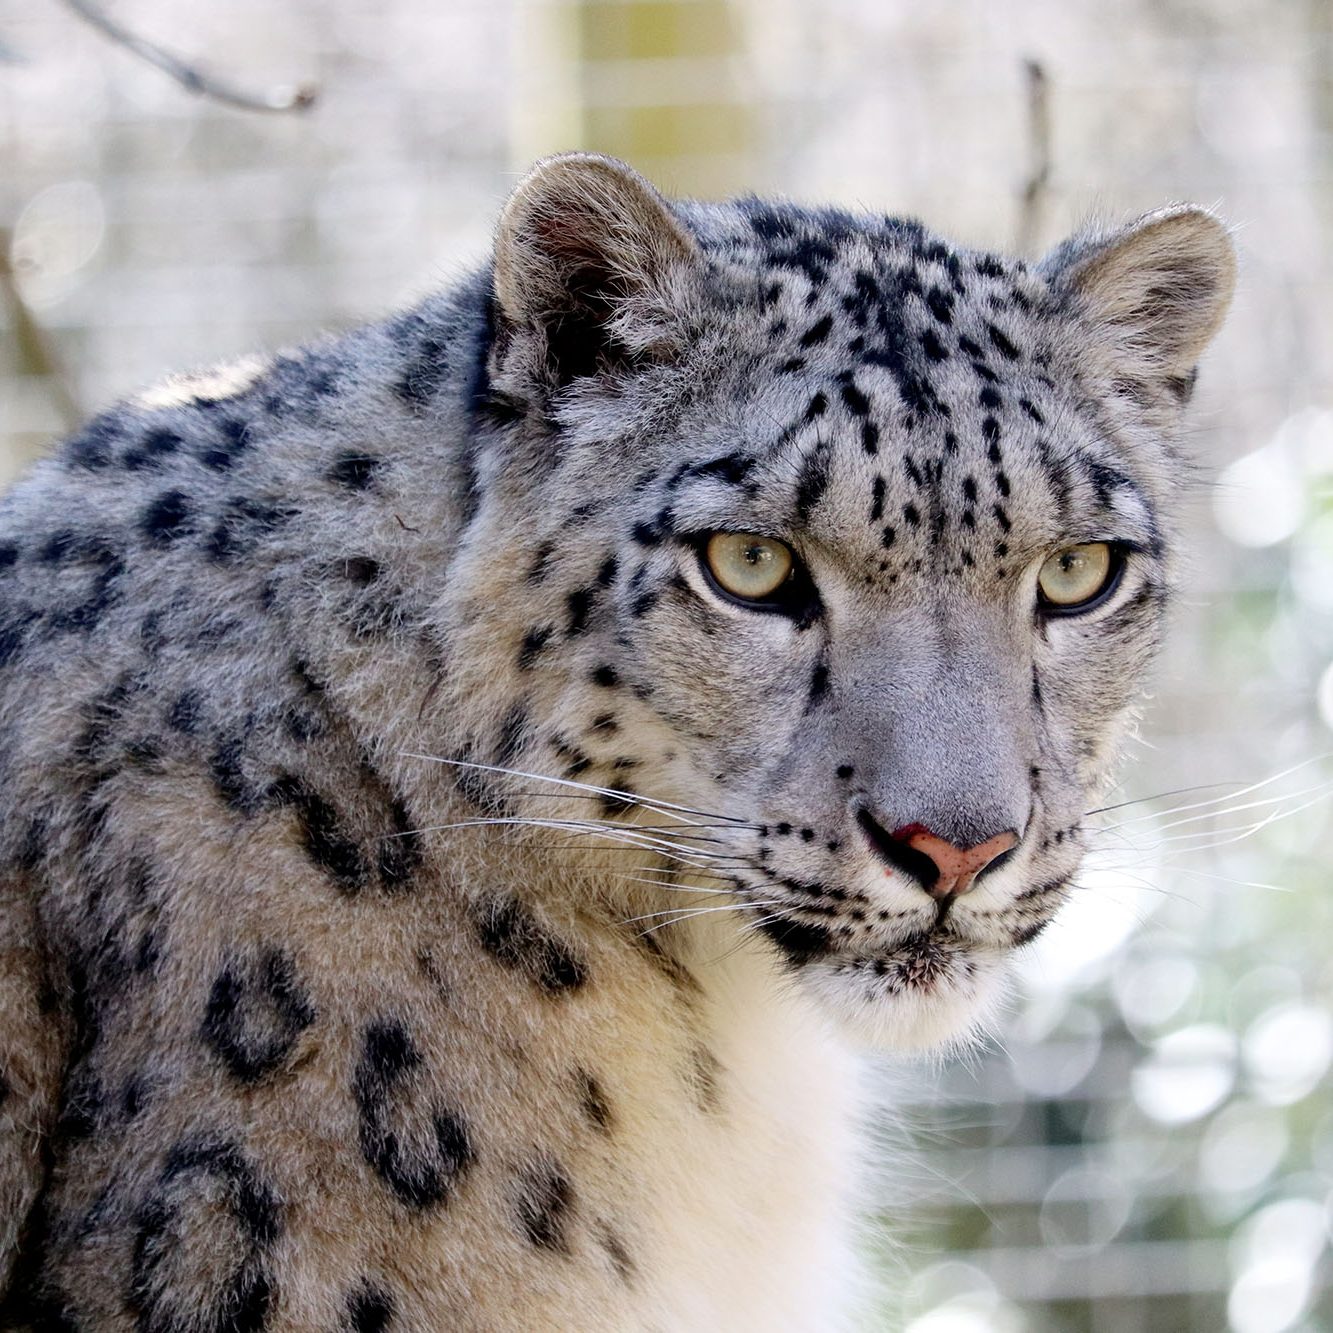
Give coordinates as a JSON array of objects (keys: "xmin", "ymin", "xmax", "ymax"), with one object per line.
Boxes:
[
  {"xmin": 1040, "ymin": 206, "xmax": 1235, "ymax": 407},
  {"xmin": 493, "ymin": 153, "xmax": 701, "ymax": 387}
]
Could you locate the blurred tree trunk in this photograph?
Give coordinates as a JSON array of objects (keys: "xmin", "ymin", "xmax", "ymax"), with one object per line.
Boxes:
[{"xmin": 512, "ymin": 0, "xmax": 754, "ymax": 196}]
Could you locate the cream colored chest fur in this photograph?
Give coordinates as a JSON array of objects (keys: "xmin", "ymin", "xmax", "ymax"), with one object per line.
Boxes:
[{"xmin": 622, "ymin": 931, "xmax": 868, "ymax": 1332}]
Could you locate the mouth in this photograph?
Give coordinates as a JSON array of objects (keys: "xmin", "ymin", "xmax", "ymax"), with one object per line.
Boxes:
[
  {"xmin": 862, "ymin": 928, "xmax": 981, "ymax": 989},
  {"xmin": 789, "ymin": 924, "xmax": 1013, "ymax": 1051},
  {"xmin": 757, "ymin": 903, "xmax": 1005, "ymax": 975},
  {"xmin": 740, "ymin": 859, "xmax": 1079, "ymax": 1049},
  {"xmin": 818, "ymin": 924, "xmax": 997, "ymax": 991},
  {"xmin": 747, "ymin": 859, "xmax": 1073, "ymax": 969}
]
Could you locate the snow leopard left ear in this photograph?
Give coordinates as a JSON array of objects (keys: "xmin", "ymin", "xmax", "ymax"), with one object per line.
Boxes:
[
  {"xmin": 493, "ymin": 153, "xmax": 701, "ymax": 387},
  {"xmin": 1041, "ymin": 206, "xmax": 1235, "ymax": 406}
]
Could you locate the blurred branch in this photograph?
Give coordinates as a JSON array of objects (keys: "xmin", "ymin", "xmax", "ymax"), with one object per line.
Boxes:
[
  {"xmin": 1017, "ymin": 58, "xmax": 1051, "ymax": 257},
  {"xmin": 0, "ymin": 229, "xmax": 82, "ymax": 432},
  {"xmin": 61, "ymin": 0, "xmax": 317, "ymax": 113}
]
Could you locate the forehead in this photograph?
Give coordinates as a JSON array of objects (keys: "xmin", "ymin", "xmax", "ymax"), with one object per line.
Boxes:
[{"xmin": 664, "ymin": 201, "xmax": 1165, "ymax": 571}]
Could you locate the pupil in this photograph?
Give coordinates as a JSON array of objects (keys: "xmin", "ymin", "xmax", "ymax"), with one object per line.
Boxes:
[{"xmin": 744, "ymin": 545, "xmax": 766, "ymax": 566}]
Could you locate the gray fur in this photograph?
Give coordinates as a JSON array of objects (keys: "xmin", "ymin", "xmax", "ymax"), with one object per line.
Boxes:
[{"xmin": 0, "ymin": 154, "xmax": 1232, "ymax": 1329}]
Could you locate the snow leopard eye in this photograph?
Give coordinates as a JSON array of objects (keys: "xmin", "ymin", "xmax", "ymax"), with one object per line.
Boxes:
[
  {"xmin": 1037, "ymin": 542, "xmax": 1123, "ymax": 613},
  {"xmin": 703, "ymin": 532, "xmax": 795, "ymax": 602}
]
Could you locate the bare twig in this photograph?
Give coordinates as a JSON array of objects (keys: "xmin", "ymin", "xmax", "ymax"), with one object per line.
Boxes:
[
  {"xmin": 1016, "ymin": 57, "xmax": 1052, "ymax": 257},
  {"xmin": 61, "ymin": 0, "xmax": 317, "ymax": 113},
  {"xmin": 0, "ymin": 229, "xmax": 83, "ymax": 432}
]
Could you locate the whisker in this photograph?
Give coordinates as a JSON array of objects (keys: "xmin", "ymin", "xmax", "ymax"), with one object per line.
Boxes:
[
  {"xmin": 504, "ymin": 794, "xmax": 746, "ymax": 833},
  {"xmin": 401, "ymin": 751, "xmax": 755, "ymax": 827},
  {"xmin": 508, "ymin": 842, "xmax": 748, "ymax": 858},
  {"xmin": 1089, "ymin": 858, "xmax": 1292, "ymax": 894},
  {"xmin": 1074, "ymin": 868, "xmax": 1200, "ymax": 906},
  {"xmin": 633, "ymin": 901, "xmax": 778, "ymax": 937},
  {"xmin": 612, "ymin": 876, "xmax": 741, "ymax": 896},
  {"xmin": 398, "ymin": 815, "xmax": 728, "ymax": 852},
  {"xmin": 1083, "ymin": 780, "xmax": 1242, "ymax": 819},
  {"xmin": 1109, "ymin": 789, "xmax": 1330, "ymax": 851},
  {"xmin": 619, "ymin": 865, "xmax": 738, "ymax": 886},
  {"xmin": 403, "ymin": 816, "xmax": 739, "ymax": 870},
  {"xmin": 621, "ymin": 899, "xmax": 779, "ymax": 927},
  {"xmin": 1089, "ymin": 780, "xmax": 1333, "ymax": 838},
  {"xmin": 1086, "ymin": 754, "xmax": 1333, "ymax": 829}
]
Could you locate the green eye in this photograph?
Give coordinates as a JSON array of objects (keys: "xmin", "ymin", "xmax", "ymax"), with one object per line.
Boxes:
[
  {"xmin": 1037, "ymin": 542, "xmax": 1119, "ymax": 611},
  {"xmin": 704, "ymin": 532, "xmax": 795, "ymax": 601}
]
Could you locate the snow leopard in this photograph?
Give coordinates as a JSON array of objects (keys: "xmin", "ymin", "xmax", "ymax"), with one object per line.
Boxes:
[{"xmin": 0, "ymin": 153, "xmax": 1234, "ymax": 1330}]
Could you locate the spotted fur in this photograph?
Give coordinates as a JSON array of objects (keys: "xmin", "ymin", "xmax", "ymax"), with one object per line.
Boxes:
[{"xmin": 0, "ymin": 154, "xmax": 1232, "ymax": 1330}]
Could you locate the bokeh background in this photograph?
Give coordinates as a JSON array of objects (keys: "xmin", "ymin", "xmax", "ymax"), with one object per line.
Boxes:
[{"xmin": 3, "ymin": 0, "xmax": 1332, "ymax": 1328}]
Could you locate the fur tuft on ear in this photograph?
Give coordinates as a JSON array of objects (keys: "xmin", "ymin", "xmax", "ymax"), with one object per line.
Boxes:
[
  {"xmin": 492, "ymin": 153, "xmax": 700, "ymax": 387},
  {"xmin": 1041, "ymin": 206, "xmax": 1236, "ymax": 404}
]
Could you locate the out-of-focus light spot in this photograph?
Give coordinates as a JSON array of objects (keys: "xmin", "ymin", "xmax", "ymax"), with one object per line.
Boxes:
[
  {"xmin": 904, "ymin": 1296, "xmax": 1025, "ymax": 1333},
  {"xmin": 1227, "ymin": 965, "xmax": 1304, "ymax": 1033},
  {"xmin": 1199, "ymin": 1101, "xmax": 1288, "ymax": 1196},
  {"xmin": 902, "ymin": 1261, "xmax": 995, "ymax": 1309},
  {"xmin": 1228, "ymin": 1199, "xmax": 1326, "ymax": 1332},
  {"xmin": 1215, "ymin": 412, "xmax": 1333, "ymax": 551},
  {"xmin": 1113, "ymin": 953, "xmax": 1198, "ymax": 1034},
  {"xmin": 1216, "ymin": 409, "xmax": 1333, "ymax": 549},
  {"xmin": 901, "ymin": 1263, "xmax": 1015, "ymax": 1333},
  {"xmin": 1017, "ymin": 861, "xmax": 1152, "ymax": 994},
  {"xmin": 1228, "ymin": 1258, "xmax": 1314, "ymax": 1333},
  {"xmin": 1038, "ymin": 1165, "xmax": 1133, "ymax": 1253},
  {"xmin": 1235, "ymin": 1197, "xmax": 1328, "ymax": 1270},
  {"xmin": 1214, "ymin": 444, "xmax": 1303, "ymax": 547},
  {"xmin": 1132, "ymin": 1024, "xmax": 1237, "ymax": 1125},
  {"xmin": 11, "ymin": 181, "xmax": 105, "ymax": 308},
  {"xmin": 1316, "ymin": 661, "xmax": 1333, "ymax": 733},
  {"xmin": 1244, "ymin": 1003, "xmax": 1333, "ymax": 1105},
  {"xmin": 1010, "ymin": 1003, "xmax": 1102, "ymax": 1097},
  {"xmin": 1283, "ymin": 408, "xmax": 1333, "ymax": 474},
  {"xmin": 1289, "ymin": 515, "xmax": 1333, "ymax": 614}
]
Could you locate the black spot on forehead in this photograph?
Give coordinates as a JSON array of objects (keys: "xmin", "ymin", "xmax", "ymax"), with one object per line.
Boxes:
[{"xmin": 794, "ymin": 444, "xmax": 831, "ymax": 524}]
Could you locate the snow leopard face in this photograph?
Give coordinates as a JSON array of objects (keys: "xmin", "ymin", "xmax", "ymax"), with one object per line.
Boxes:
[{"xmin": 451, "ymin": 154, "xmax": 1233, "ymax": 1049}]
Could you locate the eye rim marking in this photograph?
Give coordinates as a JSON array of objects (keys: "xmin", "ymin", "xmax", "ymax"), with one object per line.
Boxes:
[{"xmin": 1035, "ymin": 541, "xmax": 1128, "ymax": 616}]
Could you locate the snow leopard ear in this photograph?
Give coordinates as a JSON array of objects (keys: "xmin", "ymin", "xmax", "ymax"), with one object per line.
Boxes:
[
  {"xmin": 1041, "ymin": 206, "xmax": 1235, "ymax": 406},
  {"xmin": 493, "ymin": 153, "xmax": 701, "ymax": 387}
]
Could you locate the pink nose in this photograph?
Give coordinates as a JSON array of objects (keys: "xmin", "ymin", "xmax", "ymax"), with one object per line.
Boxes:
[{"xmin": 888, "ymin": 824, "xmax": 1019, "ymax": 899}]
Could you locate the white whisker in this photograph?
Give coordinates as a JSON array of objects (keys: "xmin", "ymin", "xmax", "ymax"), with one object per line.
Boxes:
[
  {"xmin": 1107, "ymin": 789, "xmax": 1329, "ymax": 851},
  {"xmin": 632, "ymin": 901, "xmax": 779, "ymax": 936},
  {"xmin": 613, "ymin": 876, "xmax": 741, "ymax": 896},
  {"xmin": 403, "ymin": 815, "xmax": 738, "ymax": 870},
  {"xmin": 1090, "ymin": 779, "xmax": 1333, "ymax": 838},
  {"xmin": 1087, "ymin": 754, "xmax": 1332, "ymax": 831},
  {"xmin": 621, "ymin": 899, "xmax": 778, "ymax": 927},
  {"xmin": 400, "ymin": 751, "xmax": 754, "ymax": 827}
]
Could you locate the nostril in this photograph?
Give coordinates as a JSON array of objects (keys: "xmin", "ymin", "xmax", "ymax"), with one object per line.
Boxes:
[
  {"xmin": 975, "ymin": 845, "xmax": 1016, "ymax": 883},
  {"xmin": 855, "ymin": 808, "xmax": 941, "ymax": 894},
  {"xmin": 856, "ymin": 807, "xmax": 1020, "ymax": 900}
]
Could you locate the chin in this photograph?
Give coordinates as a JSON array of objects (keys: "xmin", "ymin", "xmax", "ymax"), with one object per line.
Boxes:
[{"xmin": 799, "ymin": 939, "xmax": 1012, "ymax": 1053}]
